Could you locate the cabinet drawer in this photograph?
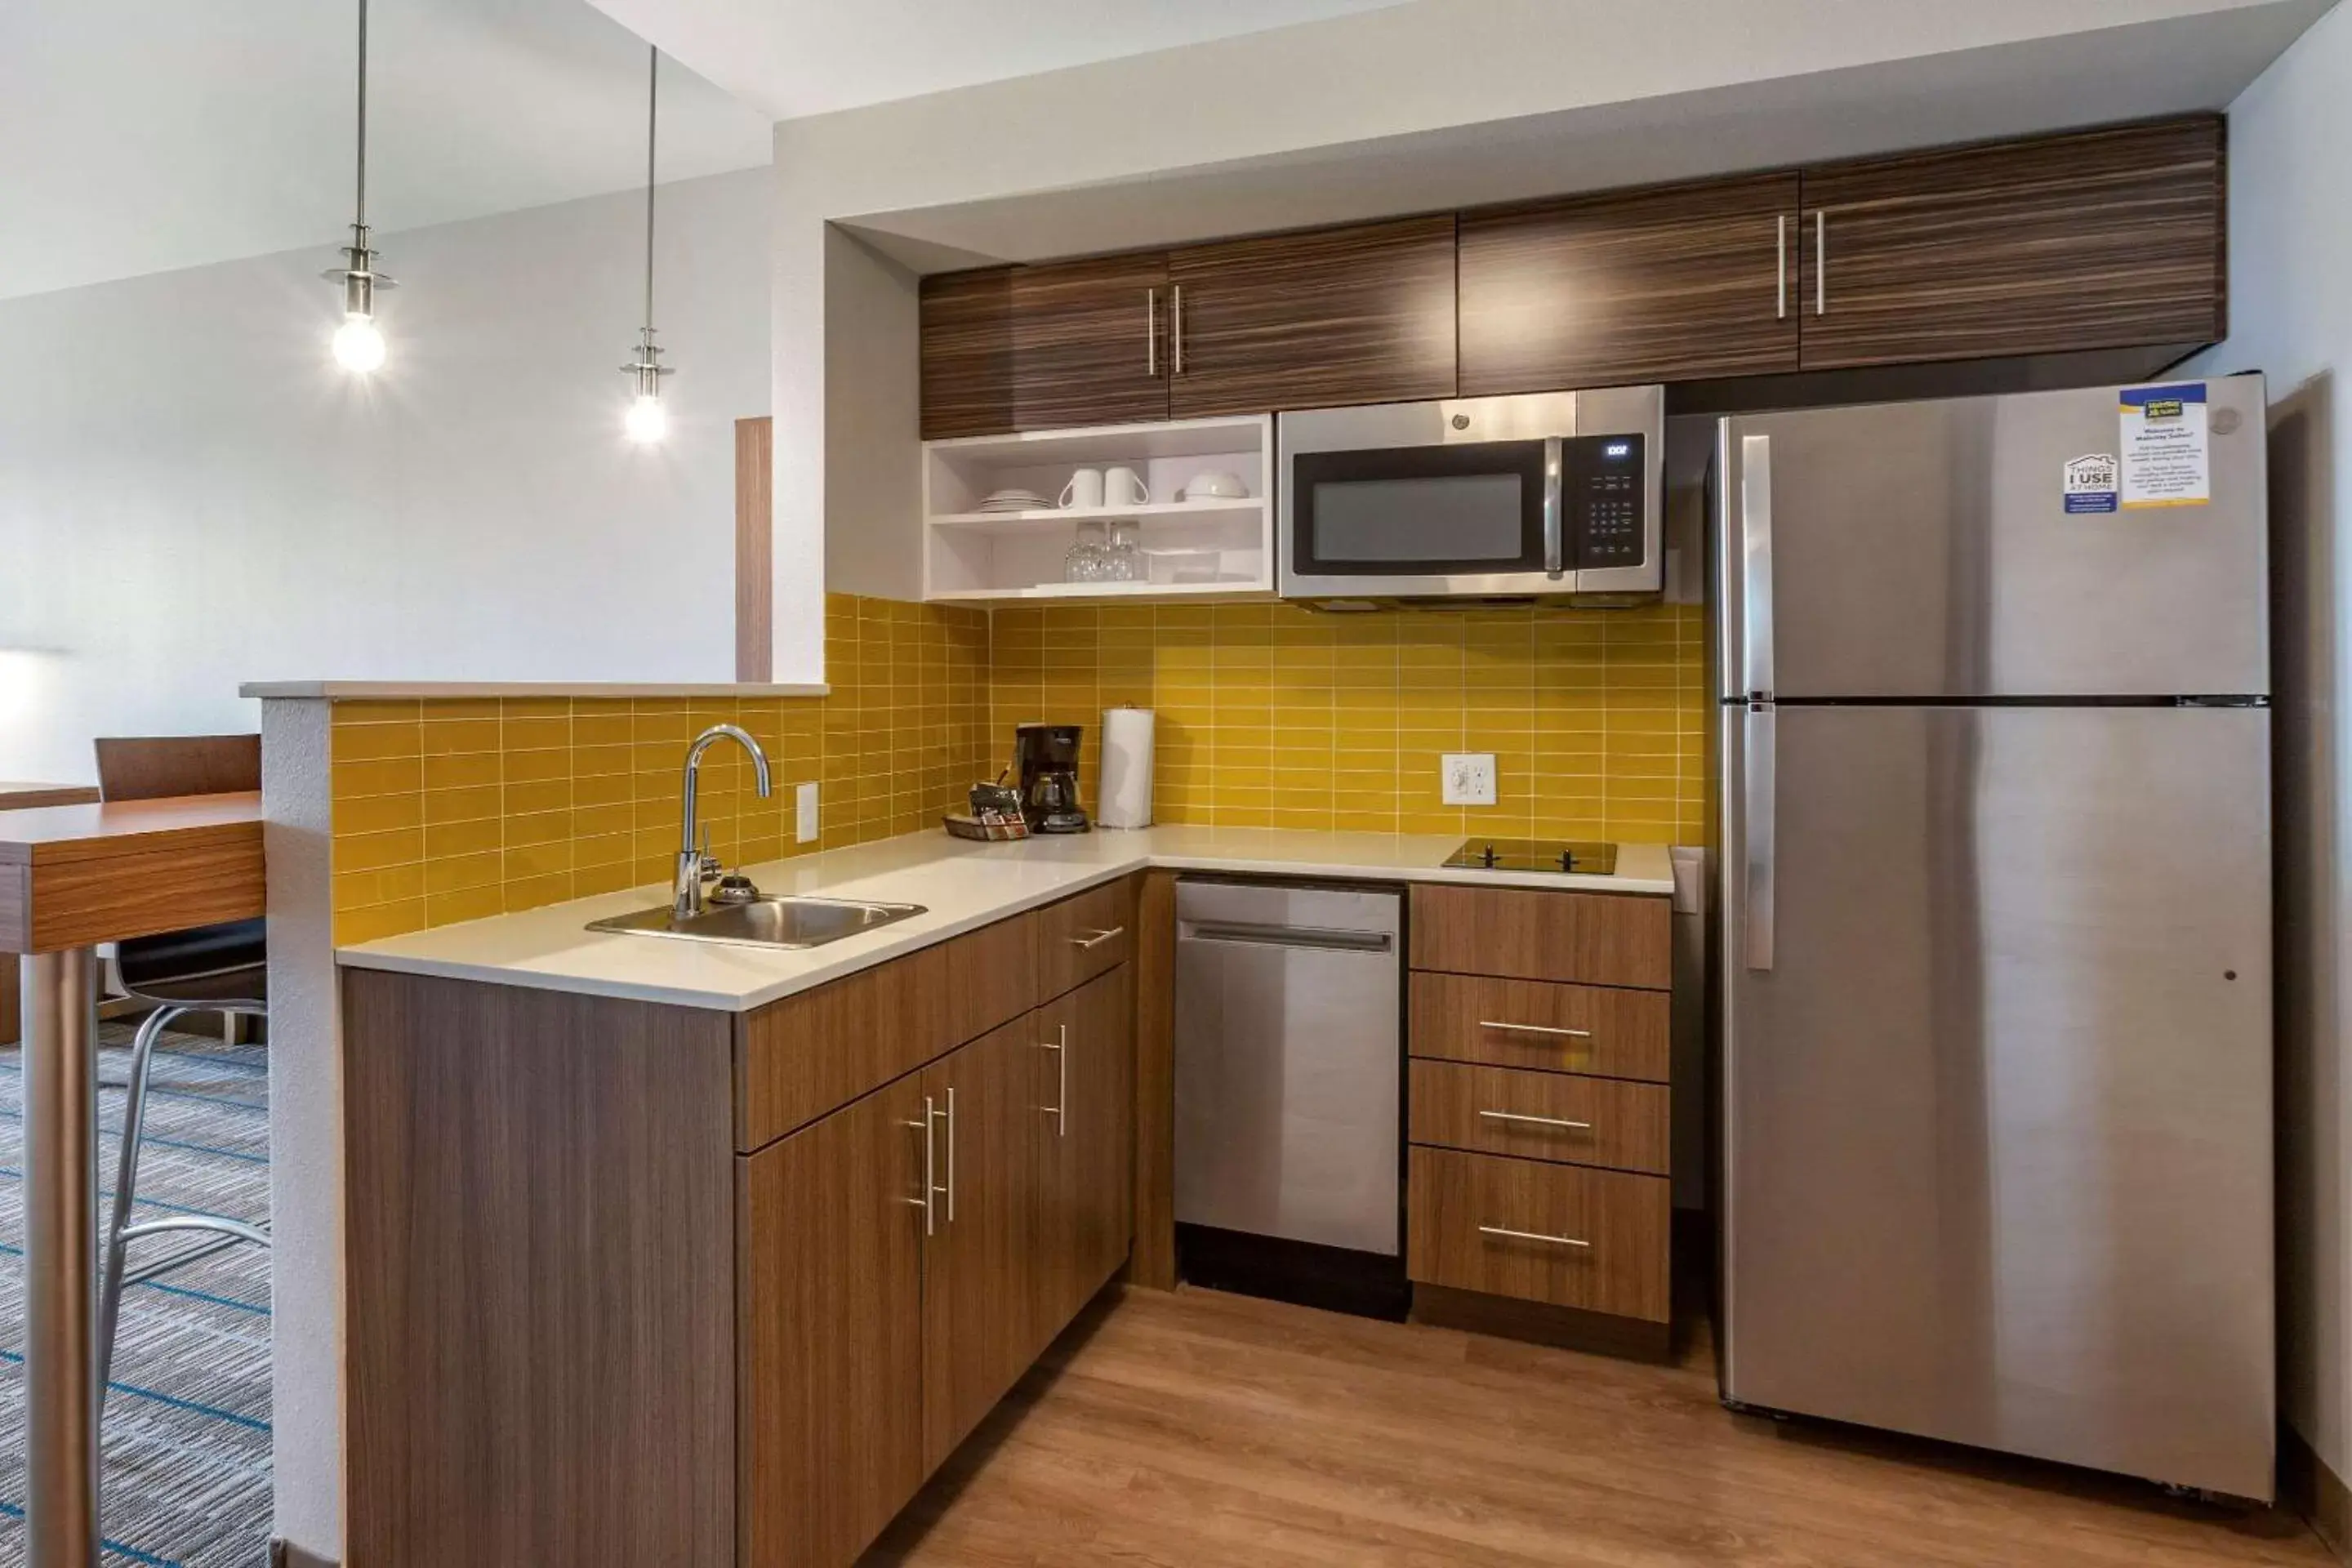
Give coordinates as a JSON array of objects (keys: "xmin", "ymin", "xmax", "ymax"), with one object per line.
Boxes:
[
  {"xmin": 1409, "ymin": 1060, "xmax": 1668, "ymax": 1175},
  {"xmin": 1407, "ymin": 1147, "xmax": 1669, "ymax": 1322},
  {"xmin": 736, "ymin": 915, "xmax": 1039, "ymax": 1152},
  {"xmin": 1035, "ymin": 877, "xmax": 1135, "ymax": 1001},
  {"xmin": 1410, "ymin": 884, "xmax": 1669, "ymax": 990},
  {"xmin": 1410, "ymin": 972, "xmax": 1668, "ymax": 1083}
]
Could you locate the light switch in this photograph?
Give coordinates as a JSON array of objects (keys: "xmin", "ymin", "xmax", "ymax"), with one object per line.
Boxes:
[
  {"xmin": 1441, "ymin": 753, "xmax": 1497, "ymax": 807},
  {"xmin": 796, "ymin": 781, "xmax": 820, "ymax": 843}
]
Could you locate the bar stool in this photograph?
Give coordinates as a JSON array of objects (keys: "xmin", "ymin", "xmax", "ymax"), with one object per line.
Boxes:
[{"xmin": 90, "ymin": 735, "xmax": 272, "ymax": 1406}]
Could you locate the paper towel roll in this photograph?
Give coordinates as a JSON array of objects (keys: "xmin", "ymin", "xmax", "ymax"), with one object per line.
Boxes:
[{"xmin": 1097, "ymin": 706, "xmax": 1156, "ymax": 829}]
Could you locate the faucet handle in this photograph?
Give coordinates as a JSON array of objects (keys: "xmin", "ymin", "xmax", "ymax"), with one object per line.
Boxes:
[{"xmin": 697, "ymin": 823, "xmax": 723, "ymax": 880}]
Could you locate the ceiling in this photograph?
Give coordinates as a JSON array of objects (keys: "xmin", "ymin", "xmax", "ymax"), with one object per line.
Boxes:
[
  {"xmin": 578, "ymin": 0, "xmax": 1412, "ymax": 122},
  {"xmin": 0, "ymin": 0, "xmax": 773, "ymax": 302}
]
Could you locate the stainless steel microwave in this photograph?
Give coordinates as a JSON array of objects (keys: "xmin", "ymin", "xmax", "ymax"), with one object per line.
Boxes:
[{"xmin": 1277, "ymin": 386, "xmax": 1665, "ymax": 605}]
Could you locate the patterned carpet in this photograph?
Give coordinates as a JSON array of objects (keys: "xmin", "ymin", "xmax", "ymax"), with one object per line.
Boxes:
[{"xmin": 0, "ymin": 1021, "xmax": 274, "ymax": 1567}]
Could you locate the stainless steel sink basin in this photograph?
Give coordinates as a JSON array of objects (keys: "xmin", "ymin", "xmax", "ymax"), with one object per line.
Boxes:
[{"xmin": 586, "ymin": 895, "xmax": 927, "ymax": 950}]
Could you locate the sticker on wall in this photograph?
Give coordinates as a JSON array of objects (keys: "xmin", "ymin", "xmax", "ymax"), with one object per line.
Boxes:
[
  {"xmin": 2119, "ymin": 383, "xmax": 2211, "ymax": 508},
  {"xmin": 2061, "ymin": 453, "xmax": 2119, "ymax": 514}
]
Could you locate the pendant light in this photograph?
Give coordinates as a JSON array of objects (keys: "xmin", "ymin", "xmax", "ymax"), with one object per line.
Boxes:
[
  {"xmin": 621, "ymin": 45, "xmax": 671, "ymax": 442},
  {"xmin": 325, "ymin": 0, "xmax": 392, "ymax": 372}
]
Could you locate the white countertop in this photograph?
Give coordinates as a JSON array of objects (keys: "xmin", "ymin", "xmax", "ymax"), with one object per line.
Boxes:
[
  {"xmin": 241, "ymin": 680, "xmax": 829, "ymax": 699},
  {"xmin": 335, "ymin": 826, "xmax": 1677, "ymax": 1013}
]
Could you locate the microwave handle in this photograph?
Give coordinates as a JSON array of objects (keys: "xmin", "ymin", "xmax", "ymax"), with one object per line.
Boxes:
[{"xmin": 1542, "ymin": 437, "xmax": 1566, "ymax": 577}]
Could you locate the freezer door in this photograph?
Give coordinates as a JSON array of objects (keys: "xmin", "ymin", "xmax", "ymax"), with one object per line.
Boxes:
[
  {"xmin": 1718, "ymin": 704, "xmax": 2274, "ymax": 1498},
  {"xmin": 1716, "ymin": 376, "xmax": 2267, "ymax": 700}
]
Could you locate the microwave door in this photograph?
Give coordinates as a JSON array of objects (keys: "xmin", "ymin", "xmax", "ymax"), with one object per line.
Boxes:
[{"xmin": 1284, "ymin": 438, "xmax": 1562, "ymax": 599}]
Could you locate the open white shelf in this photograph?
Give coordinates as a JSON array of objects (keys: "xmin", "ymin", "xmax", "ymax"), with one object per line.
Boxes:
[{"xmin": 922, "ymin": 414, "xmax": 1273, "ymax": 604}]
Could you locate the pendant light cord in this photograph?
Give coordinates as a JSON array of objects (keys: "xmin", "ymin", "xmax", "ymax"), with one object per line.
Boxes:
[
  {"xmin": 354, "ymin": 0, "xmax": 369, "ymax": 230},
  {"xmin": 643, "ymin": 45, "xmax": 657, "ymax": 333}
]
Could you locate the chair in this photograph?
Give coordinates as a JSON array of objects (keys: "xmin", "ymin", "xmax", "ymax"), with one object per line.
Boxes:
[{"xmin": 91, "ymin": 734, "xmax": 270, "ymax": 1405}]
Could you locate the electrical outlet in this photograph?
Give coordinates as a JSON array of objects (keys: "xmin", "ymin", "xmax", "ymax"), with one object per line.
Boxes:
[
  {"xmin": 1441, "ymin": 753, "xmax": 1497, "ymax": 807},
  {"xmin": 795, "ymin": 781, "xmax": 820, "ymax": 843}
]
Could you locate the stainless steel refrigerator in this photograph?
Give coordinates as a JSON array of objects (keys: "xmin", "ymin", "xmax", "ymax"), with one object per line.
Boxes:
[{"xmin": 1712, "ymin": 375, "xmax": 2274, "ymax": 1500}]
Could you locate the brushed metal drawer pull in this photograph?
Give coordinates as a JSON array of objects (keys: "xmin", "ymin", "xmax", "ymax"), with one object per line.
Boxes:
[
  {"xmin": 1477, "ymin": 1110, "xmax": 1592, "ymax": 1131},
  {"xmin": 1478, "ymin": 1020, "xmax": 1592, "ymax": 1039},
  {"xmin": 1070, "ymin": 925, "xmax": 1126, "ymax": 950},
  {"xmin": 903, "ymin": 1098, "xmax": 942, "ymax": 1238},
  {"xmin": 1478, "ymin": 1224, "xmax": 1591, "ymax": 1250},
  {"xmin": 1037, "ymin": 1025, "xmax": 1067, "ymax": 1137}
]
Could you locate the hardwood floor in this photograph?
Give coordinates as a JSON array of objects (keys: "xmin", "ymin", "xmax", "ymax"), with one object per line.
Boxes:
[{"xmin": 869, "ymin": 1285, "xmax": 2326, "ymax": 1567}]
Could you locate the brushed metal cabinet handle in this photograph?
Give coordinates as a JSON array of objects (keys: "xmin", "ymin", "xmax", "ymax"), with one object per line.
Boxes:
[
  {"xmin": 1146, "ymin": 287, "xmax": 1157, "ymax": 378},
  {"xmin": 1477, "ymin": 1110, "xmax": 1592, "ymax": 1131},
  {"xmin": 1815, "ymin": 210, "xmax": 1827, "ymax": 317},
  {"xmin": 1479, "ymin": 1224, "xmax": 1591, "ymax": 1250},
  {"xmin": 1070, "ymin": 925, "xmax": 1125, "ymax": 950},
  {"xmin": 1172, "ymin": 284, "xmax": 1184, "ymax": 375},
  {"xmin": 903, "ymin": 1097, "xmax": 937, "ymax": 1238},
  {"xmin": 1775, "ymin": 213, "xmax": 1788, "ymax": 320},
  {"xmin": 1477, "ymin": 1020, "xmax": 1593, "ymax": 1039},
  {"xmin": 944, "ymin": 1085, "xmax": 957, "ymax": 1225},
  {"xmin": 1038, "ymin": 1025, "xmax": 1067, "ymax": 1137}
]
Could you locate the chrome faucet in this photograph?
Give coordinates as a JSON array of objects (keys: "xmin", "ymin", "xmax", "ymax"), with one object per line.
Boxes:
[{"xmin": 675, "ymin": 724, "xmax": 773, "ymax": 919}]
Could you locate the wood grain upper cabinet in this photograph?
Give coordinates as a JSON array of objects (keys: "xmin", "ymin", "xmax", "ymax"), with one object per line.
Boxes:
[
  {"xmin": 1797, "ymin": 116, "xmax": 2226, "ymax": 370},
  {"xmin": 1005, "ymin": 253, "xmax": 1172, "ymax": 431},
  {"xmin": 1031, "ymin": 965, "xmax": 1135, "ymax": 1346},
  {"xmin": 920, "ymin": 1018, "xmax": 1044, "ymax": 1471},
  {"xmin": 1166, "ymin": 214, "xmax": 1459, "ymax": 417},
  {"xmin": 1459, "ymin": 174, "xmax": 1801, "ymax": 394},
  {"xmin": 918, "ymin": 268, "xmax": 1014, "ymax": 439},
  {"xmin": 738, "ymin": 1075, "xmax": 928, "ymax": 1568}
]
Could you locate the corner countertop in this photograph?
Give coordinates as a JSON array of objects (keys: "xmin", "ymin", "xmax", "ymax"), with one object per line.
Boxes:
[
  {"xmin": 238, "ymin": 680, "xmax": 829, "ymax": 700},
  {"xmin": 334, "ymin": 826, "xmax": 1678, "ymax": 1013}
]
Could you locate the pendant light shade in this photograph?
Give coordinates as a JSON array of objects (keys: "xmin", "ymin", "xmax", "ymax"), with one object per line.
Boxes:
[
  {"xmin": 324, "ymin": 0, "xmax": 394, "ymax": 372},
  {"xmin": 622, "ymin": 45, "xmax": 672, "ymax": 441}
]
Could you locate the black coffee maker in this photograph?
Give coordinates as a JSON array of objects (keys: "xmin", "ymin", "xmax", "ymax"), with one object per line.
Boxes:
[{"xmin": 1014, "ymin": 723, "xmax": 1089, "ymax": 833}]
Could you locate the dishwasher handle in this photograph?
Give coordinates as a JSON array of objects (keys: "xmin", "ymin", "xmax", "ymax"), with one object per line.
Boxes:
[{"xmin": 1178, "ymin": 920, "xmax": 1395, "ymax": 955}]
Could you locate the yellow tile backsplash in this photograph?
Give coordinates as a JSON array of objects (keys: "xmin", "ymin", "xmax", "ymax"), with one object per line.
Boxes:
[
  {"xmin": 330, "ymin": 593, "xmax": 1707, "ymax": 946},
  {"xmin": 329, "ymin": 596, "xmax": 991, "ymax": 944},
  {"xmin": 987, "ymin": 601, "xmax": 1708, "ymax": 845}
]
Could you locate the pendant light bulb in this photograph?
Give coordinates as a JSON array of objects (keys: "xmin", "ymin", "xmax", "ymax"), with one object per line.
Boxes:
[
  {"xmin": 626, "ymin": 390, "xmax": 667, "ymax": 443},
  {"xmin": 333, "ymin": 313, "xmax": 386, "ymax": 373}
]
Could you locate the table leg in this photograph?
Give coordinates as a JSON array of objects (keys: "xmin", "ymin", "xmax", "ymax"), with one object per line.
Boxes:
[{"xmin": 22, "ymin": 948, "xmax": 100, "ymax": 1568}]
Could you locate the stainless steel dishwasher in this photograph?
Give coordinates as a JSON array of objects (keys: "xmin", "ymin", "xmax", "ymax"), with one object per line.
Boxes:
[{"xmin": 1173, "ymin": 879, "xmax": 1403, "ymax": 1259}]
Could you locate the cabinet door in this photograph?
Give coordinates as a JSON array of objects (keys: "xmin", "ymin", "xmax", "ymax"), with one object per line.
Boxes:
[
  {"xmin": 738, "ymin": 1076, "xmax": 928, "ymax": 1568},
  {"xmin": 920, "ymin": 1018, "xmax": 1043, "ymax": 1468},
  {"xmin": 919, "ymin": 267, "xmax": 1014, "ymax": 439},
  {"xmin": 1032, "ymin": 965, "xmax": 1136, "ymax": 1344},
  {"xmin": 1797, "ymin": 116, "xmax": 2225, "ymax": 370},
  {"xmin": 1009, "ymin": 252, "xmax": 1170, "ymax": 431},
  {"xmin": 1459, "ymin": 174, "xmax": 1800, "ymax": 394},
  {"xmin": 1168, "ymin": 214, "xmax": 1458, "ymax": 417}
]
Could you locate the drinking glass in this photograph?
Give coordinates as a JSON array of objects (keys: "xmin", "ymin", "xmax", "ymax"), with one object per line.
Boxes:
[{"xmin": 1064, "ymin": 519, "xmax": 1108, "ymax": 582}]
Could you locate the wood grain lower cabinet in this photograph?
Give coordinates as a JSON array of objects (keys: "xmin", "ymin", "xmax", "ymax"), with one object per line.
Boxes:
[
  {"xmin": 1032, "ymin": 965, "xmax": 1135, "ymax": 1342},
  {"xmin": 1407, "ymin": 1147, "xmax": 1671, "ymax": 1323},
  {"xmin": 1410, "ymin": 884, "xmax": 1672, "ymax": 991},
  {"xmin": 1408, "ymin": 1059, "xmax": 1669, "ymax": 1176},
  {"xmin": 738, "ymin": 1076, "xmax": 928, "ymax": 1568}
]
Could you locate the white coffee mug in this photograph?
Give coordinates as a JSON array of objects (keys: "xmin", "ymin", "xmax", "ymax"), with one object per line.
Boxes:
[
  {"xmin": 1059, "ymin": 467, "xmax": 1105, "ymax": 509},
  {"xmin": 1105, "ymin": 466, "xmax": 1151, "ymax": 506},
  {"xmin": 1183, "ymin": 470, "xmax": 1247, "ymax": 501}
]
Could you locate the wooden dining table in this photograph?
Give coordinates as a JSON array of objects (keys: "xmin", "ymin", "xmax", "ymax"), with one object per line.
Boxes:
[
  {"xmin": 0, "ymin": 786, "xmax": 102, "ymax": 1044},
  {"xmin": 1, "ymin": 791, "xmax": 264, "ymax": 1568}
]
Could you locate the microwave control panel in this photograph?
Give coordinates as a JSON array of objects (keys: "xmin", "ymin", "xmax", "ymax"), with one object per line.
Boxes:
[{"xmin": 1564, "ymin": 433, "xmax": 1647, "ymax": 569}]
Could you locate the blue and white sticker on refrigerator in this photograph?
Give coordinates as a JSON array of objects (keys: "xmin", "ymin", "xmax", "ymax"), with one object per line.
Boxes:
[{"xmin": 2063, "ymin": 382, "xmax": 2212, "ymax": 514}]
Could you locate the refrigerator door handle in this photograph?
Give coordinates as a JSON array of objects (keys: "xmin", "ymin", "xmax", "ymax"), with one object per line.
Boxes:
[
  {"xmin": 1741, "ymin": 434, "xmax": 1774, "ymax": 697},
  {"xmin": 1744, "ymin": 703, "xmax": 1776, "ymax": 971}
]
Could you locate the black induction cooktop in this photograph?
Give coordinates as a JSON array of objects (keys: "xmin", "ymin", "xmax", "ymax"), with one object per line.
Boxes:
[{"xmin": 1441, "ymin": 839, "xmax": 1619, "ymax": 875}]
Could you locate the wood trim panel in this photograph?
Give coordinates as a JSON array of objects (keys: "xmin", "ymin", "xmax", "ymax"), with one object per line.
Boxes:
[
  {"xmin": 343, "ymin": 969, "xmax": 736, "ymax": 1567},
  {"xmin": 737, "ymin": 1073, "xmax": 927, "ymax": 1568},
  {"xmin": 1034, "ymin": 877, "xmax": 1135, "ymax": 1003},
  {"xmin": 1406, "ymin": 1146, "xmax": 1670, "ymax": 1323},
  {"xmin": 734, "ymin": 416, "xmax": 773, "ymax": 684},
  {"xmin": 23, "ymin": 836, "xmax": 265, "ymax": 953},
  {"xmin": 735, "ymin": 918, "xmax": 1039, "ymax": 1152},
  {"xmin": 1459, "ymin": 172, "xmax": 1801, "ymax": 394},
  {"xmin": 1798, "ymin": 115, "xmax": 2225, "ymax": 370},
  {"xmin": 1129, "ymin": 870, "xmax": 1178, "ymax": 1290},
  {"xmin": 1167, "ymin": 214, "xmax": 1458, "ymax": 418},
  {"xmin": 1409, "ymin": 1058, "xmax": 1670, "ymax": 1175},
  {"xmin": 919, "ymin": 268, "xmax": 1015, "ymax": 439},
  {"xmin": 1410, "ymin": 884, "xmax": 1670, "ymax": 991},
  {"xmin": 1410, "ymin": 972, "xmax": 1671, "ymax": 1083}
]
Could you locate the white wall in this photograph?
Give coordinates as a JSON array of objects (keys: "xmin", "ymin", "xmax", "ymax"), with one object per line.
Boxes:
[
  {"xmin": 0, "ymin": 166, "xmax": 772, "ymax": 784},
  {"xmin": 2191, "ymin": 0, "xmax": 2352, "ymax": 1489}
]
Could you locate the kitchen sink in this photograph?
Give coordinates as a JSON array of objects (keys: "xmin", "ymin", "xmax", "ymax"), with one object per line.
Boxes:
[{"xmin": 586, "ymin": 895, "xmax": 927, "ymax": 950}]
